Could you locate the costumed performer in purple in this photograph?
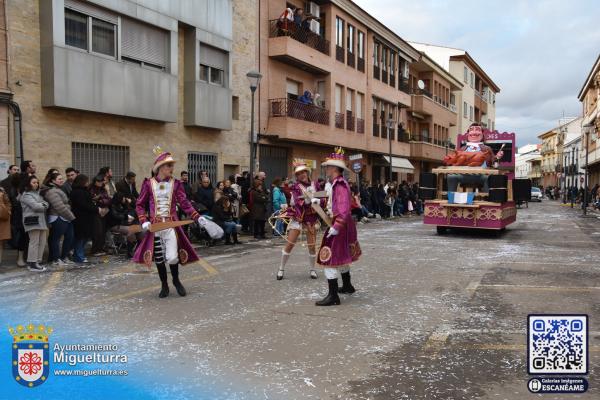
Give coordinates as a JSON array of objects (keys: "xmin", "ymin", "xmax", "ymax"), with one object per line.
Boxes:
[
  {"xmin": 133, "ymin": 146, "xmax": 206, "ymax": 298},
  {"xmin": 316, "ymin": 147, "xmax": 361, "ymax": 306}
]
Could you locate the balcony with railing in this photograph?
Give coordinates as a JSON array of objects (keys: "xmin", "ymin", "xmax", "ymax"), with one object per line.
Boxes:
[
  {"xmin": 373, "ymin": 65, "xmax": 380, "ymax": 80},
  {"xmin": 410, "ymin": 89, "xmax": 457, "ymax": 126},
  {"xmin": 347, "ymin": 51, "xmax": 355, "ymax": 68},
  {"xmin": 336, "ymin": 46, "xmax": 345, "ymax": 63},
  {"xmin": 398, "ymin": 78, "xmax": 410, "ymax": 94},
  {"xmin": 357, "ymin": 57, "xmax": 365, "ymax": 72},
  {"xmin": 270, "ymin": 98, "xmax": 329, "ymax": 125},
  {"xmin": 268, "ymin": 19, "xmax": 331, "ymax": 74},
  {"xmin": 346, "ymin": 111, "xmax": 355, "ymax": 131},
  {"xmin": 409, "ymin": 133, "xmax": 449, "ymax": 162},
  {"xmin": 373, "ymin": 121, "xmax": 380, "ymax": 137},
  {"xmin": 335, "ymin": 112, "xmax": 344, "ymax": 129},
  {"xmin": 357, "ymin": 118, "xmax": 365, "ymax": 133},
  {"xmin": 474, "ymin": 89, "xmax": 488, "ymax": 114}
]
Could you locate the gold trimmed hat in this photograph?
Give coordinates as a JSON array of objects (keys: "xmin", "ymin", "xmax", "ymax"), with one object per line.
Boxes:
[
  {"xmin": 152, "ymin": 145, "xmax": 176, "ymax": 173},
  {"xmin": 321, "ymin": 147, "xmax": 349, "ymax": 171},
  {"xmin": 293, "ymin": 159, "xmax": 310, "ymax": 175}
]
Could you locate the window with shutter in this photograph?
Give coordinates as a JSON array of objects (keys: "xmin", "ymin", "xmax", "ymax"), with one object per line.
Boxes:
[
  {"xmin": 199, "ymin": 43, "xmax": 228, "ymax": 87},
  {"xmin": 121, "ymin": 17, "xmax": 169, "ymax": 69}
]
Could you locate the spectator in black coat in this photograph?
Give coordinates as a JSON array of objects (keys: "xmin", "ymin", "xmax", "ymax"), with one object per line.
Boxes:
[
  {"xmin": 70, "ymin": 174, "xmax": 99, "ymax": 264},
  {"xmin": 195, "ymin": 177, "xmax": 214, "ymax": 215},
  {"xmin": 115, "ymin": 171, "xmax": 139, "ymax": 201}
]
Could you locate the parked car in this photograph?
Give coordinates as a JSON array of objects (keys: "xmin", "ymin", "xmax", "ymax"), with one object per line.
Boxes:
[{"xmin": 531, "ymin": 187, "xmax": 543, "ymax": 202}]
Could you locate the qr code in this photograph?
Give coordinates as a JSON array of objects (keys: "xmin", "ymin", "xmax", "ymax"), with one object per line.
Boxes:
[{"xmin": 528, "ymin": 315, "xmax": 587, "ymax": 374}]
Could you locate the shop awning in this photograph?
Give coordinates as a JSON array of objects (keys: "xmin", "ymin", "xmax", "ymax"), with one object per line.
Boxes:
[{"xmin": 383, "ymin": 156, "xmax": 415, "ymax": 173}]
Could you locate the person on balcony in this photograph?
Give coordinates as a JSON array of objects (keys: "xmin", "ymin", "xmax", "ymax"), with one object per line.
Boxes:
[
  {"xmin": 298, "ymin": 90, "xmax": 314, "ymax": 105},
  {"xmin": 293, "ymin": 8, "xmax": 310, "ymax": 31}
]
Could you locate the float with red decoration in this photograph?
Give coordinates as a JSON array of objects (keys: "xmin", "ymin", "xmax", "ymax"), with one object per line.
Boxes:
[{"xmin": 420, "ymin": 123, "xmax": 518, "ymax": 234}]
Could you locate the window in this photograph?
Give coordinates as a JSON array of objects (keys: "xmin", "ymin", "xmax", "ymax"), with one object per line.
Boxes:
[
  {"xmin": 232, "ymin": 96, "xmax": 239, "ymax": 120},
  {"xmin": 335, "ymin": 85, "xmax": 343, "ymax": 113},
  {"xmin": 72, "ymin": 142, "xmax": 129, "ymax": 180},
  {"xmin": 469, "ymin": 105, "xmax": 473, "ymax": 121},
  {"xmin": 390, "ymin": 51, "xmax": 395, "ymax": 75},
  {"xmin": 210, "ymin": 67, "xmax": 223, "ymax": 85},
  {"xmin": 382, "ymin": 47, "xmax": 387, "ymax": 71},
  {"xmin": 121, "ymin": 17, "xmax": 169, "ymax": 70},
  {"xmin": 199, "ymin": 65, "xmax": 209, "ymax": 82},
  {"xmin": 65, "ymin": 9, "xmax": 88, "ymax": 50},
  {"xmin": 356, "ymin": 93, "xmax": 364, "ymax": 118},
  {"xmin": 199, "ymin": 43, "xmax": 228, "ymax": 87},
  {"xmin": 336, "ymin": 17, "xmax": 344, "ymax": 47},
  {"xmin": 463, "ymin": 66, "xmax": 468, "ymax": 83},
  {"xmin": 470, "ymin": 72, "xmax": 474, "ymax": 88},
  {"xmin": 463, "ymin": 101, "xmax": 468, "ymax": 118},
  {"xmin": 286, "ymin": 79, "xmax": 299, "ymax": 99},
  {"xmin": 346, "ymin": 89, "xmax": 353, "ymax": 112},
  {"xmin": 187, "ymin": 152, "xmax": 218, "ymax": 186},
  {"xmin": 347, "ymin": 24, "xmax": 354, "ymax": 53},
  {"xmin": 64, "ymin": 2, "xmax": 117, "ymax": 58},
  {"xmin": 374, "ymin": 42, "xmax": 379, "ymax": 66},
  {"xmin": 357, "ymin": 31, "xmax": 364, "ymax": 58},
  {"xmin": 91, "ymin": 18, "xmax": 115, "ymax": 56}
]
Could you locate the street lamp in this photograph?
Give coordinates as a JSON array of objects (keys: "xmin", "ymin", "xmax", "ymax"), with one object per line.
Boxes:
[
  {"xmin": 571, "ymin": 147, "xmax": 575, "ymax": 208},
  {"xmin": 246, "ymin": 70, "xmax": 262, "ymax": 182},
  {"xmin": 583, "ymin": 123, "xmax": 594, "ymax": 215},
  {"xmin": 386, "ymin": 115, "xmax": 395, "ymax": 183}
]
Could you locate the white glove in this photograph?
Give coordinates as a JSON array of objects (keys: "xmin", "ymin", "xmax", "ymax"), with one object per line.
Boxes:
[
  {"xmin": 327, "ymin": 227, "xmax": 339, "ymax": 238},
  {"xmin": 142, "ymin": 222, "xmax": 151, "ymax": 231},
  {"xmin": 197, "ymin": 216, "xmax": 207, "ymax": 226},
  {"xmin": 310, "ymin": 198, "xmax": 320, "ymax": 205}
]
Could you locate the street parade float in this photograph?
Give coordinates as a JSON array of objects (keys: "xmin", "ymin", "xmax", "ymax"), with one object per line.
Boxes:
[{"xmin": 421, "ymin": 127, "xmax": 519, "ymax": 234}]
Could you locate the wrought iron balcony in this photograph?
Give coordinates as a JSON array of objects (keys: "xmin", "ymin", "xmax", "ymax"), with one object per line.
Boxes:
[
  {"xmin": 269, "ymin": 19, "xmax": 330, "ymax": 56},
  {"xmin": 269, "ymin": 98, "xmax": 329, "ymax": 125}
]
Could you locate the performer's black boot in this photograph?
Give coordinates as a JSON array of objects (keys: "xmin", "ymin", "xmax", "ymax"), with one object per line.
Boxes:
[
  {"xmin": 339, "ymin": 271, "xmax": 356, "ymax": 294},
  {"xmin": 156, "ymin": 263, "xmax": 169, "ymax": 298},
  {"xmin": 170, "ymin": 264, "xmax": 187, "ymax": 297},
  {"xmin": 126, "ymin": 241, "xmax": 135, "ymax": 258},
  {"xmin": 315, "ymin": 279, "xmax": 341, "ymax": 306},
  {"xmin": 232, "ymin": 232, "xmax": 242, "ymax": 245},
  {"xmin": 224, "ymin": 233, "xmax": 233, "ymax": 245}
]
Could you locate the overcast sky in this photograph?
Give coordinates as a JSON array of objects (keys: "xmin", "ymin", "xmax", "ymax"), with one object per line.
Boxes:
[{"xmin": 353, "ymin": 0, "xmax": 599, "ymax": 146}]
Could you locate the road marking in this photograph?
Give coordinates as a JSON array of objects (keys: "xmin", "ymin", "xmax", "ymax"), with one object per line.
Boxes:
[
  {"xmin": 196, "ymin": 258, "xmax": 219, "ymax": 275},
  {"xmin": 65, "ymin": 260, "xmax": 219, "ymax": 313},
  {"xmin": 27, "ymin": 270, "xmax": 64, "ymax": 314},
  {"xmin": 466, "ymin": 280, "xmax": 481, "ymax": 298},
  {"xmin": 478, "ymin": 284, "xmax": 600, "ymax": 292},
  {"xmin": 422, "ymin": 324, "xmax": 452, "ymax": 358}
]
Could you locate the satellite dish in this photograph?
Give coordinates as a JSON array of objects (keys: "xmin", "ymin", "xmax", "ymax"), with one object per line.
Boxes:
[{"xmin": 417, "ymin": 80, "xmax": 425, "ymax": 90}]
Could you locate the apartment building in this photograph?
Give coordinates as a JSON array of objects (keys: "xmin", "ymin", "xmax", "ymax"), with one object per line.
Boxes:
[
  {"xmin": 406, "ymin": 52, "xmax": 462, "ymax": 177},
  {"xmin": 409, "ymin": 42, "xmax": 500, "ymax": 143},
  {"xmin": 578, "ymin": 54, "xmax": 600, "ymax": 186},
  {"xmin": 0, "ymin": 0, "xmax": 255, "ymax": 183},
  {"xmin": 537, "ymin": 117, "xmax": 582, "ymax": 188},
  {"xmin": 258, "ymin": 0, "xmax": 420, "ymax": 183},
  {"xmin": 515, "ymin": 144, "xmax": 541, "ymax": 186}
]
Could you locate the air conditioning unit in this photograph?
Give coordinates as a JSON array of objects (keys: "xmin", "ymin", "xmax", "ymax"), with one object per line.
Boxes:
[
  {"xmin": 309, "ymin": 20, "xmax": 320, "ymax": 34},
  {"xmin": 308, "ymin": 2, "xmax": 320, "ymax": 17}
]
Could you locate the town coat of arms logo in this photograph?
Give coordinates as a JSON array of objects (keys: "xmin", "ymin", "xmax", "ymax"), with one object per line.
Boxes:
[{"xmin": 9, "ymin": 323, "xmax": 52, "ymax": 388}]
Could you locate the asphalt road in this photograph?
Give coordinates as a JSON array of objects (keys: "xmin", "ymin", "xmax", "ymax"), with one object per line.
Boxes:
[{"xmin": 1, "ymin": 200, "xmax": 599, "ymax": 399}]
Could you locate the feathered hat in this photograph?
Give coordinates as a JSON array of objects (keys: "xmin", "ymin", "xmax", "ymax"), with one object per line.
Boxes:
[
  {"xmin": 292, "ymin": 158, "xmax": 310, "ymax": 175},
  {"xmin": 321, "ymin": 147, "xmax": 349, "ymax": 171},
  {"xmin": 152, "ymin": 145, "xmax": 176, "ymax": 173}
]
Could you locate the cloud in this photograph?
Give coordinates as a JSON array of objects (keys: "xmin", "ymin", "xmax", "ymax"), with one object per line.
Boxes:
[{"xmin": 353, "ymin": 0, "xmax": 600, "ymax": 145}]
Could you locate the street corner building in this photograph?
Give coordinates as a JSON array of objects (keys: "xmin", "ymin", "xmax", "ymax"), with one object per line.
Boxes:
[
  {"xmin": 256, "ymin": 0, "xmax": 500, "ymax": 184},
  {"xmin": 0, "ymin": 0, "xmax": 257, "ymax": 183}
]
